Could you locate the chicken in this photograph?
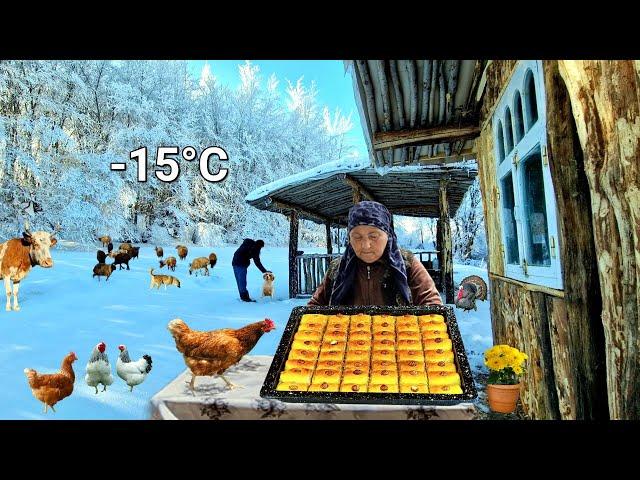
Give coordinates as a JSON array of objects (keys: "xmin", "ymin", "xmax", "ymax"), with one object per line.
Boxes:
[
  {"xmin": 167, "ymin": 318, "xmax": 276, "ymax": 391},
  {"xmin": 455, "ymin": 275, "xmax": 488, "ymax": 312},
  {"xmin": 116, "ymin": 345, "xmax": 152, "ymax": 392},
  {"xmin": 24, "ymin": 351, "xmax": 77, "ymax": 413},
  {"xmin": 85, "ymin": 341, "xmax": 114, "ymax": 394}
]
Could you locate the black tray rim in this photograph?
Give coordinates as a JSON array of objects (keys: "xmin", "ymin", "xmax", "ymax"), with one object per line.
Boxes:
[{"xmin": 260, "ymin": 305, "xmax": 478, "ymax": 406}]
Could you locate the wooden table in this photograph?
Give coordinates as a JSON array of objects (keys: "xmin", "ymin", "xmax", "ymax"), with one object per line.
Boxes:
[{"xmin": 150, "ymin": 356, "xmax": 477, "ymax": 420}]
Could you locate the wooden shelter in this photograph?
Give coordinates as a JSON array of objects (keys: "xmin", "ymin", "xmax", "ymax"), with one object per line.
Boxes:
[
  {"xmin": 246, "ymin": 158, "xmax": 477, "ymax": 302},
  {"xmin": 347, "ymin": 59, "xmax": 640, "ymax": 420}
]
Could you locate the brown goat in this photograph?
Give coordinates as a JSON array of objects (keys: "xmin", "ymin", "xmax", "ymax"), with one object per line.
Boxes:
[
  {"xmin": 113, "ymin": 252, "xmax": 131, "ymax": 270},
  {"xmin": 176, "ymin": 245, "xmax": 188, "ymax": 260},
  {"xmin": 188, "ymin": 257, "xmax": 210, "ymax": 276},
  {"xmin": 97, "ymin": 250, "xmax": 107, "ymax": 264},
  {"xmin": 155, "ymin": 246, "xmax": 164, "ymax": 258},
  {"xmin": 208, "ymin": 252, "xmax": 217, "ymax": 268},
  {"xmin": 159, "ymin": 256, "xmax": 177, "ymax": 271},
  {"xmin": 97, "ymin": 235, "xmax": 111, "ymax": 248},
  {"xmin": 93, "ymin": 263, "xmax": 116, "ymax": 281}
]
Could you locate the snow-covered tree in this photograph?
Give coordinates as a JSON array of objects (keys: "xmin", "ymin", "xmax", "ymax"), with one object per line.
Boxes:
[
  {"xmin": 452, "ymin": 178, "xmax": 486, "ymax": 263},
  {"xmin": 0, "ymin": 60, "xmax": 353, "ymax": 246}
]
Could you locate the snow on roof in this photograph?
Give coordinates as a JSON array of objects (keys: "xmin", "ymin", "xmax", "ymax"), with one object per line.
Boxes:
[
  {"xmin": 245, "ymin": 157, "xmax": 477, "ymax": 203},
  {"xmin": 245, "ymin": 157, "xmax": 369, "ymax": 202}
]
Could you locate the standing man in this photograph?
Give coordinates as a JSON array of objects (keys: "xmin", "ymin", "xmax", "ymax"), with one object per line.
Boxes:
[{"xmin": 232, "ymin": 239, "xmax": 270, "ymax": 302}]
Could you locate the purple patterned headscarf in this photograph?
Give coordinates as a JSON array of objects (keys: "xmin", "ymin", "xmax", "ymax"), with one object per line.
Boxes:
[{"xmin": 330, "ymin": 201, "xmax": 411, "ymax": 305}]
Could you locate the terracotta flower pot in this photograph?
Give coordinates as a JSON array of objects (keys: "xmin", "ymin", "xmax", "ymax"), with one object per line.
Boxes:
[{"xmin": 487, "ymin": 383, "xmax": 521, "ymax": 414}]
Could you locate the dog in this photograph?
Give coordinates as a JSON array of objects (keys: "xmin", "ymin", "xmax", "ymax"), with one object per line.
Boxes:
[
  {"xmin": 262, "ymin": 271, "xmax": 275, "ymax": 298},
  {"xmin": 149, "ymin": 268, "xmax": 181, "ymax": 290}
]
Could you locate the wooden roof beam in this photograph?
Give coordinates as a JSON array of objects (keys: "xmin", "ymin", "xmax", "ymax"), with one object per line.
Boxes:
[
  {"xmin": 373, "ymin": 125, "xmax": 481, "ymax": 151},
  {"xmin": 417, "ymin": 149, "xmax": 478, "ymax": 166},
  {"xmin": 267, "ymin": 197, "xmax": 332, "ymax": 225},
  {"xmin": 338, "ymin": 173, "xmax": 377, "ymax": 202},
  {"xmin": 390, "ymin": 207, "xmax": 436, "ymax": 217}
]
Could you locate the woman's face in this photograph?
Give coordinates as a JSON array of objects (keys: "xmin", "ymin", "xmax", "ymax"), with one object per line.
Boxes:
[{"xmin": 349, "ymin": 225, "xmax": 389, "ymax": 264}]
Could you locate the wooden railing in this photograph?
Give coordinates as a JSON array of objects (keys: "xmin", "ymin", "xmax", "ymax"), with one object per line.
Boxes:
[{"xmin": 296, "ymin": 253, "xmax": 342, "ymax": 297}]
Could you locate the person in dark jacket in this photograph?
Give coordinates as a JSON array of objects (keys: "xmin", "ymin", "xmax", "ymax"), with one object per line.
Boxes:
[
  {"xmin": 232, "ymin": 239, "xmax": 270, "ymax": 302},
  {"xmin": 308, "ymin": 201, "xmax": 442, "ymax": 306}
]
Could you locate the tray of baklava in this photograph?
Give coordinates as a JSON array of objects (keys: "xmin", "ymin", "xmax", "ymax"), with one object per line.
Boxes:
[{"xmin": 260, "ymin": 305, "xmax": 477, "ymax": 405}]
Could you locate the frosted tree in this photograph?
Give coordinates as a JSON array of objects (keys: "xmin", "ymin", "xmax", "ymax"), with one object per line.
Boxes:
[
  {"xmin": 452, "ymin": 178, "xmax": 486, "ymax": 263},
  {"xmin": 0, "ymin": 60, "xmax": 354, "ymax": 246}
]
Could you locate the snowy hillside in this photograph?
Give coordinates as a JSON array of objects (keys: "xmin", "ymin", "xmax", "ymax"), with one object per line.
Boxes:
[{"xmin": 1, "ymin": 245, "xmax": 491, "ymax": 420}]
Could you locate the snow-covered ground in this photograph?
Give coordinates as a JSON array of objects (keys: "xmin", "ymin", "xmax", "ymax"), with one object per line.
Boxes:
[{"xmin": 0, "ymin": 245, "xmax": 491, "ymax": 420}]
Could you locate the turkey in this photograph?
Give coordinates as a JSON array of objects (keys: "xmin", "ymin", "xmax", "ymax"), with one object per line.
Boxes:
[{"xmin": 455, "ymin": 275, "xmax": 488, "ymax": 312}]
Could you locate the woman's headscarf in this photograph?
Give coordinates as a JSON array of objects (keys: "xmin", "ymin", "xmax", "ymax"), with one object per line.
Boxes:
[{"xmin": 330, "ymin": 201, "xmax": 411, "ymax": 305}]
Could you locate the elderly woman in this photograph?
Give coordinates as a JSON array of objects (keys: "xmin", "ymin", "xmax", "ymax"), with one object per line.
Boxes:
[{"xmin": 308, "ymin": 201, "xmax": 442, "ymax": 306}]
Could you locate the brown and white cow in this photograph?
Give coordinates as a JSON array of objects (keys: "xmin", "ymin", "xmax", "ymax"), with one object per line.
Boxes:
[{"xmin": 0, "ymin": 226, "xmax": 58, "ymax": 311}]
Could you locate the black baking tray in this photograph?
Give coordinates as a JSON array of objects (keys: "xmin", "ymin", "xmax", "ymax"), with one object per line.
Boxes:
[{"xmin": 260, "ymin": 305, "xmax": 477, "ymax": 405}]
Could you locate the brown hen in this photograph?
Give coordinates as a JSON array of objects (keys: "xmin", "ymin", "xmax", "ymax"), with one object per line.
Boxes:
[
  {"xmin": 167, "ymin": 318, "xmax": 275, "ymax": 391},
  {"xmin": 24, "ymin": 351, "xmax": 77, "ymax": 413}
]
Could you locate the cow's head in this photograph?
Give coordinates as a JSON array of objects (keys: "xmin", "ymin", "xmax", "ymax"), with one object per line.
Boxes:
[{"xmin": 22, "ymin": 224, "xmax": 59, "ymax": 268}]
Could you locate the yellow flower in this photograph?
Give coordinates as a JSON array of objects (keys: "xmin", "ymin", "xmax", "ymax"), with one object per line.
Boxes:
[
  {"xmin": 489, "ymin": 358, "xmax": 502, "ymax": 370},
  {"xmin": 485, "ymin": 345, "xmax": 528, "ymax": 375}
]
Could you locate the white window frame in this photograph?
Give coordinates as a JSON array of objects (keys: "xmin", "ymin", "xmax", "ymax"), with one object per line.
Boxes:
[{"xmin": 493, "ymin": 60, "xmax": 563, "ymax": 290}]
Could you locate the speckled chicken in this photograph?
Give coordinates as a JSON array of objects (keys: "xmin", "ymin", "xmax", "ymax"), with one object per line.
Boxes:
[
  {"xmin": 455, "ymin": 275, "xmax": 488, "ymax": 312},
  {"xmin": 116, "ymin": 345, "xmax": 152, "ymax": 392},
  {"xmin": 85, "ymin": 341, "xmax": 114, "ymax": 394}
]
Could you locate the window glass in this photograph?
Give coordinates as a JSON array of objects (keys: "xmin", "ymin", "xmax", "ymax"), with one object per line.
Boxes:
[
  {"xmin": 514, "ymin": 91, "xmax": 525, "ymax": 142},
  {"xmin": 496, "ymin": 121, "xmax": 505, "ymax": 162},
  {"xmin": 501, "ymin": 173, "xmax": 519, "ymax": 265},
  {"xmin": 525, "ymin": 71, "xmax": 538, "ymax": 129},
  {"xmin": 522, "ymin": 151, "xmax": 550, "ymax": 266},
  {"xmin": 504, "ymin": 108, "xmax": 514, "ymax": 153}
]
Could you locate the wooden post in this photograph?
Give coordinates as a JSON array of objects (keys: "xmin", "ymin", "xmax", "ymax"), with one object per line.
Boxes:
[
  {"xmin": 558, "ymin": 60, "xmax": 640, "ymax": 419},
  {"xmin": 326, "ymin": 221, "xmax": 333, "ymax": 254},
  {"xmin": 289, "ymin": 210, "xmax": 299, "ymax": 298},
  {"xmin": 437, "ymin": 178, "xmax": 454, "ymax": 303},
  {"xmin": 352, "ymin": 187, "xmax": 362, "ymax": 204},
  {"xmin": 541, "ymin": 61, "xmax": 608, "ymax": 420}
]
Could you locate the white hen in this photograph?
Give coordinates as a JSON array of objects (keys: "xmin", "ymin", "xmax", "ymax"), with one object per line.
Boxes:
[
  {"xmin": 116, "ymin": 345, "xmax": 152, "ymax": 392},
  {"xmin": 85, "ymin": 341, "xmax": 114, "ymax": 394}
]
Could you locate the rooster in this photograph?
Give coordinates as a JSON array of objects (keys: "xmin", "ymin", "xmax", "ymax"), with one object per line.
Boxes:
[
  {"xmin": 116, "ymin": 345, "xmax": 152, "ymax": 392},
  {"xmin": 455, "ymin": 275, "xmax": 488, "ymax": 312},
  {"xmin": 85, "ymin": 341, "xmax": 114, "ymax": 394},
  {"xmin": 24, "ymin": 351, "xmax": 77, "ymax": 413},
  {"xmin": 167, "ymin": 318, "xmax": 276, "ymax": 391}
]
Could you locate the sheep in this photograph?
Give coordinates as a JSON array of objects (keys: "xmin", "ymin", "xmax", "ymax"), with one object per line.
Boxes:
[
  {"xmin": 93, "ymin": 263, "xmax": 116, "ymax": 281},
  {"xmin": 208, "ymin": 252, "xmax": 217, "ymax": 268},
  {"xmin": 155, "ymin": 246, "xmax": 164, "ymax": 258},
  {"xmin": 159, "ymin": 256, "xmax": 177, "ymax": 271},
  {"xmin": 188, "ymin": 257, "xmax": 210, "ymax": 276},
  {"xmin": 176, "ymin": 245, "xmax": 188, "ymax": 260},
  {"xmin": 119, "ymin": 242, "xmax": 133, "ymax": 253},
  {"xmin": 129, "ymin": 246, "xmax": 140, "ymax": 260},
  {"xmin": 97, "ymin": 235, "xmax": 111, "ymax": 248},
  {"xmin": 112, "ymin": 252, "xmax": 131, "ymax": 270},
  {"xmin": 97, "ymin": 250, "xmax": 107, "ymax": 264}
]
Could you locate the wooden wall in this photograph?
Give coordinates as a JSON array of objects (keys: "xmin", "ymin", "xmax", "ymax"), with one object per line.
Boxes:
[
  {"xmin": 476, "ymin": 60, "xmax": 610, "ymax": 419},
  {"xmin": 556, "ymin": 60, "xmax": 640, "ymax": 420}
]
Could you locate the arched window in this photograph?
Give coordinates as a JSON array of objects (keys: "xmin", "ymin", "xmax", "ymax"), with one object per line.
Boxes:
[
  {"xmin": 525, "ymin": 70, "xmax": 538, "ymax": 130},
  {"xmin": 513, "ymin": 91, "xmax": 525, "ymax": 143},
  {"xmin": 496, "ymin": 120, "xmax": 505, "ymax": 163},
  {"xmin": 504, "ymin": 108, "xmax": 514, "ymax": 154}
]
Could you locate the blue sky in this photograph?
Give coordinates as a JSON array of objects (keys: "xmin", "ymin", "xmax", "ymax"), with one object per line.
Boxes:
[{"xmin": 187, "ymin": 60, "xmax": 368, "ymax": 159}]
